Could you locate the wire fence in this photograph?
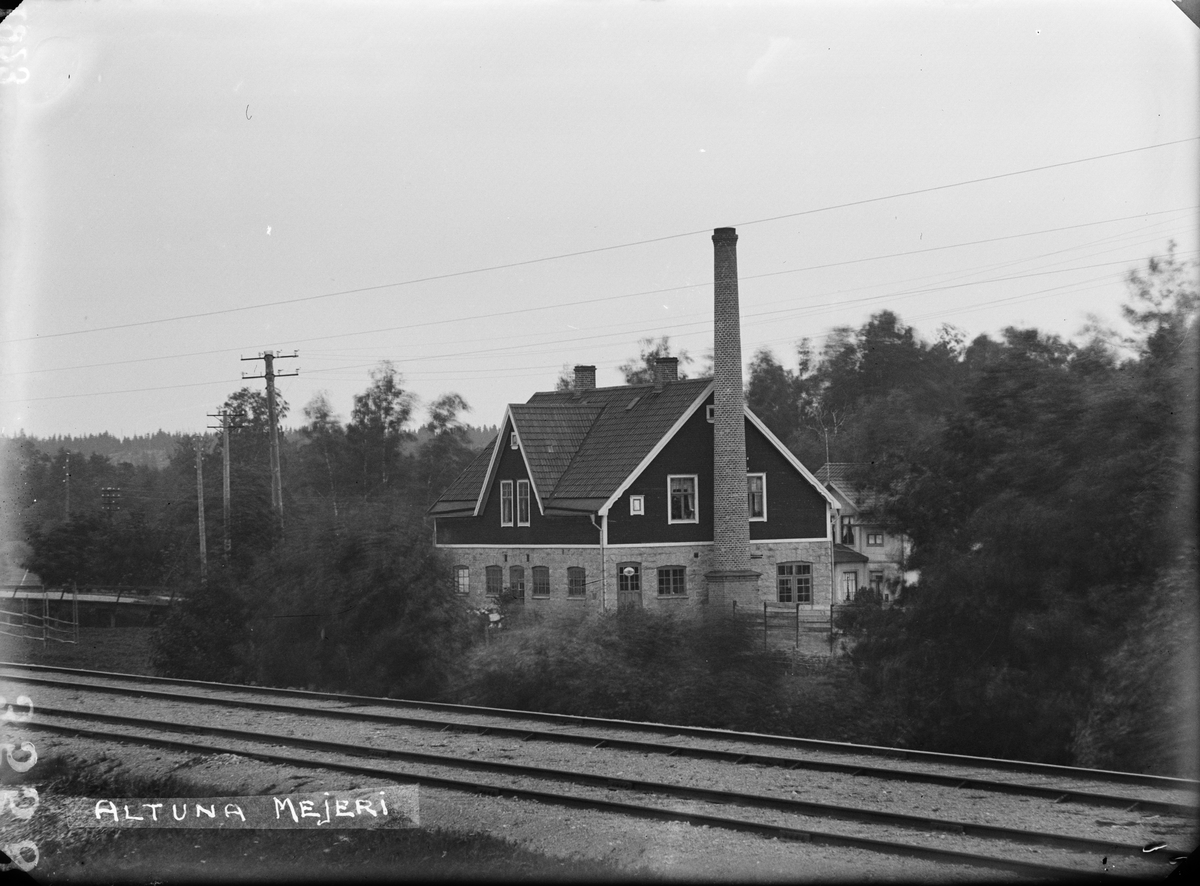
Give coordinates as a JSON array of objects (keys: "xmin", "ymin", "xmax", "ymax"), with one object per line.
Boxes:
[{"xmin": 0, "ymin": 585, "xmax": 79, "ymax": 646}]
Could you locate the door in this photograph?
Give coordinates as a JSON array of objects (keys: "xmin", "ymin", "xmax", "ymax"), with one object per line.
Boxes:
[{"xmin": 617, "ymin": 564, "xmax": 642, "ymax": 609}]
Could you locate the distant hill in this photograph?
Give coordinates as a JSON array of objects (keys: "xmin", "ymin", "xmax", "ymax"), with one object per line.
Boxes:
[
  {"xmin": 13, "ymin": 424, "xmax": 499, "ymax": 468},
  {"xmin": 17, "ymin": 431, "xmax": 183, "ymax": 470}
]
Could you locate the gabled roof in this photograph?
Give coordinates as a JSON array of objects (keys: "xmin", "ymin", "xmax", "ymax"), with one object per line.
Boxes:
[
  {"xmin": 816, "ymin": 462, "xmax": 882, "ymax": 514},
  {"xmin": 431, "ymin": 377, "xmax": 835, "ymax": 519}
]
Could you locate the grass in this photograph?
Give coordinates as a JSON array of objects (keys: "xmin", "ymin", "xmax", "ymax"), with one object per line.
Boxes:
[{"xmin": 0, "ymin": 626, "xmax": 155, "ymax": 674}]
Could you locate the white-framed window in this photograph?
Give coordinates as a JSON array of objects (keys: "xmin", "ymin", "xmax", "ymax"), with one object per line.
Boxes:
[
  {"xmin": 866, "ymin": 532, "xmax": 884, "ymax": 546},
  {"xmin": 777, "ymin": 562, "xmax": 813, "ymax": 604},
  {"xmin": 499, "ymin": 480, "xmax": 514, "ymax": 526},
  {"xmin": 657, "ymin": 566, "xmax": 687, "ymax": 596},
  {"xmin": 668, "ymin": 475, "xmax": 698, "ymax": 523},
  {"xmin": 510, "ymin": 432, "xmax": 518, "ymax": 450},
  {"xmin": 485, "ymin": 565, "xmax": 503, "ymax": 596},
  {"xmin": 567, "ymin": 567, "xmax": 587, "ymax": 598},
  {"xmin": 705, "ymin": 404, "xmax": 716, "ymax": 422},
  {"xmin": 841, "ymin": 570, "xmax": 858, "ymax": 601},
  {"xmin": 840, "ymin": 517, "xmax": 855, "ymax": 545},
  {"xmin": 629, "ymin": 494, "xmax": 644, "ymax": 515},
  {"xmin": 747, "ymin": 473, "xmax": 766, "ymax": 521},
  {"xmin": 455, "ymin": 566, "xmax": 470, "ymax": 595},
  {"xmin": 516, "ymin": 479, "xmax": 531, "ymax": 526},
  {"xmin": 531, "ymin": 566, "xmax": 550, "ymax": 597}
]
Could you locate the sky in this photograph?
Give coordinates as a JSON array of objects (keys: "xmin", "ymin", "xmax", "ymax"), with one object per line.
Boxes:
[{"xmin": 1, "ymin": 0, "xmax": 1198, "ymax": 440}]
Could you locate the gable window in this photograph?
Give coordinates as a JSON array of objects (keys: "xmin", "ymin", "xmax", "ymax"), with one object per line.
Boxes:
[
  {"xmin": 840, "ymin": 517, "xmax": 855, "ymax": 545},
  {"xmin": 485, "ymin": 566, "xmax": 502, "ymax": 597},
  {"xmin": 567, "ymin": 567, "xmax": 586, "ymax": 598},
  {"xmin": 509, "ymin": 565, "xmax": 525, "ymax": 599},
  {"xmin": 516, "ymin": 480, "xmax": 531, "ymax": 526},
  {"xmin": 668, "ymin": 475, "xmax": 697, "ymax": 523},
  {"xmin": 705, "ymin": 404, "xmax": 716, "ymax": 422},
  {"xmin": 657, "ymin": 566, "xmax": 687, "ymax": 596},
  {"xmin": 777, "ymin": 562, "xmax": 812, "ymax": 605},
  {"xmin": 866, "ymin": 532, "xmax": 884, "ymax": 546},
  {"xmin": 510, "ymin": 432, "xmax": 518, "ymax": 450},
  {"xmin": 747, "ymin": 473, "xmax": 766, "ymax": 521},
  {"xmin": 455, "ymin": 566, "xmax": 470, "ymax": 595},
  {"xmin": 629, "ymin": 494, "xmax": 644, "ymax": 516},
  {"xmin": 531, "ymin": 566, "xmax": 550, "ymax": 597},
  {"xmin": 500, "ymin": 481, "xmax": 514, "ymax": 527}
]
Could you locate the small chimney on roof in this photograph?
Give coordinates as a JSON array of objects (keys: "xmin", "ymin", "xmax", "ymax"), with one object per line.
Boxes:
[
  {"xmin": 573, "ymin": 365, "xmax": 596, "ymax": 396},
  {"xmin": 653, "ymin": 356, "xmax": 678, "ymax": 391}
]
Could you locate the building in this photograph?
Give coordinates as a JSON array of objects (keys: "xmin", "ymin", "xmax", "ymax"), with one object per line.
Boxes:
[
  {"xmin": 429, "ymin": 228, "xmax": 840, "ymax": 612},
  {"xmin": 816, "ymin": 463, "xmax": 909, "ymax": 603}
]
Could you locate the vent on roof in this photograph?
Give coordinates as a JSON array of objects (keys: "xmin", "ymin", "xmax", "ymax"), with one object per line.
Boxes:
[{"xmin": 626, "ymin": 395, "xmax": 641, "ymax": 411}]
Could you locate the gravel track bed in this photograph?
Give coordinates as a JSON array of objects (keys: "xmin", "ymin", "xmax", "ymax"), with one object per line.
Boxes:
[
  {"xmin": 9, "ymin": 669, "xmax": 1198, "ymax": 813},
  {"xmin": 21, "ymin": 713, "xmax": 1183, "ymax": 879},
  {"xmin": 15, "ymin": 732, "xmax": 1032, "ymax": 882}
]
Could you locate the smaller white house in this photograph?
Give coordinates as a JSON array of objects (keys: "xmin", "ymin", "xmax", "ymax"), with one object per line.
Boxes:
[{"xmin": 817, "ymin": 463, "xmax": 909, "ymax": 604}]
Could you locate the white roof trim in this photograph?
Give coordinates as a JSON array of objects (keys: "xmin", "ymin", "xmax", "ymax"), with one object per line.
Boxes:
[
  {"xmin": 597, "ymin": 381, "xmax": 715, "ymax": 516},
  {"xmin": 472, "ymin": 408, "xmax": 545, "ymax": 517},
  {"xmin": 744, "ymin": 408, "xmax": 840, "ymax": 508}
]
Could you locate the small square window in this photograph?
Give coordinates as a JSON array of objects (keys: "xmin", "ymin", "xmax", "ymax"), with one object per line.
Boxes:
[
  {"xmin": 866, "ymin": 532, "xmax": 884, "ymax": 546},
  {"xmin": 630, "ymin": 495, "xmax": 644, "ymax": 515}
]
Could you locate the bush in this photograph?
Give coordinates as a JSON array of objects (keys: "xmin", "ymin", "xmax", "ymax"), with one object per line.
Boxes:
[{"xmin": 149, "ymin": 570, "xmax": 251, "ymax": 683}]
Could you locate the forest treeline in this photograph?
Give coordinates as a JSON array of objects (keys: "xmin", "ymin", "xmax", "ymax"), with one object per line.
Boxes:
[{"xmin": 2, "ymin": 245, "xmax": 1195, "ymax": 776}]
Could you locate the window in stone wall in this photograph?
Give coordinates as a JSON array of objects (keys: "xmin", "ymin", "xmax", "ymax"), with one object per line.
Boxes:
[
  {"xmin": 509, "ymin": 565, "xmax": 525, "ymax": 599},
  {"xmin": 657, "ymin": 566, "xmax": 687, "ymax": 596},
  {"xmin": 531, "ymin": 566, "xmax": 550, "ymax": 597},
  {"xmin": 485, "ymin": 565, "xmax": 502, "ymax": 596},
  {"xmin": 567, "ymin": 567, "xmax": 586, "ymax": 598},
  {"xmin": 777, "ymin": 562, "xmax": 812, "ymax": 604},
  {"xmin": 455, "ymin": 565, "xmax": 470, "ymax": 595},
  {"xmin": 841, "ymin": 570, "xmax": 857, "ymax": 601}
]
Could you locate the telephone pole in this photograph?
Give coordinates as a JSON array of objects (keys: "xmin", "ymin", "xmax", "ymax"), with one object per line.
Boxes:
[
  {"xmin": 207, "ymin": 408, "xmax": 245, "ymax": 563},
  {"xmin": 195, "ymin": 434, "xmax": 208, "ymax": 585},
  {"xmin": 241, "ymin": 350, "xmax": 298, "ymax": 533}
]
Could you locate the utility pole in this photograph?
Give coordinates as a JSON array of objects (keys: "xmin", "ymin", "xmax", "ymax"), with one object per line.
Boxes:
[
  {"xmin": 195, "ymin": 434, "xmax": 208, "ymax": 585},
  {"xmin": 64, "ymin": 452, "xmax": 70, "ymax": 520},
  {"xmin": 207, "ymin": 408, "xmax": 245, "ymax": 563},
  {"xmin": 241, "ymin": 350, "xmax": 298, "ymax": 533}
]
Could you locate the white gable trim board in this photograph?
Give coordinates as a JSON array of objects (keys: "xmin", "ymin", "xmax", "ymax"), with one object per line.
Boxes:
[{"xmin": 472, "ymin": 408, "xmax": 546, "ymax": 517}]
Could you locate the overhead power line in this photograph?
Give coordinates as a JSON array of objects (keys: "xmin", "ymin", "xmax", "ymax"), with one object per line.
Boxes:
[{"xmin": 4, "ymin": 136, "xmax": 1196, "ymax": 346}]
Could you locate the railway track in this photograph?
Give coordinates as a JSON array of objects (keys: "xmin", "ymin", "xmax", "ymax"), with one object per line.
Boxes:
[{"xmin": 4, "ymin": 661, "xmax": 1196, "ymax": 879}]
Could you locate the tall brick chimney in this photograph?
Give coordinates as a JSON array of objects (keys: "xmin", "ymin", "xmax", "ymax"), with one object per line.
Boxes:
[
  {"xmin": 706, "ymin": 227, "xmax": 760, "ymax": 605},
  {"xmin": 653, "ymin": 356, "xmax": 678, "ymax": 391},
  {"xmin": 573, "ymin": 365, "xmax": 596, "ymax": 396}
]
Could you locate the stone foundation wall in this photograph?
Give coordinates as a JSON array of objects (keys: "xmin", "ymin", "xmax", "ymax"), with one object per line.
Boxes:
[{"xmin": 440, "ymin": 539, "xmax": 833, "ymax": 612}]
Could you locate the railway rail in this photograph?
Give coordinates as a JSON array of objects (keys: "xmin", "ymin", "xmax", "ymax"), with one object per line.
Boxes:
[{"xmin": 4, "ymin": 661, "xmax": 1196, "ymax": 879}]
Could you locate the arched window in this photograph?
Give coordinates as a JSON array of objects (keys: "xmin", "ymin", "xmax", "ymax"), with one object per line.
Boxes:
[
  {"xmin": 509, "ymin": 565, "xmax": 525, "ymax": 599},
  {"xmin": 485, "ymin": 566, "xmax": 503, "ymax": 597},
  {"xmin": 531, "ymin": 566, "xmax": 550, "ymax": 597},
  {"xmin": 567, "ymin": 567, "xmax": 586, "ymax": 598}
]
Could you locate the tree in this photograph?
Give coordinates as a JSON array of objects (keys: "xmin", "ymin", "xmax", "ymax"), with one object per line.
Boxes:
[
  {"xmin": 618, "ymin": 336, "xmax": 693, "ymax": 384},
  {"xmin": 347, "ymin": 361, "xmax": 416, "ymax": 496},
  {"xmin": 298, "ymin": 391, "xmax": 346, "ymax": 523}
]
